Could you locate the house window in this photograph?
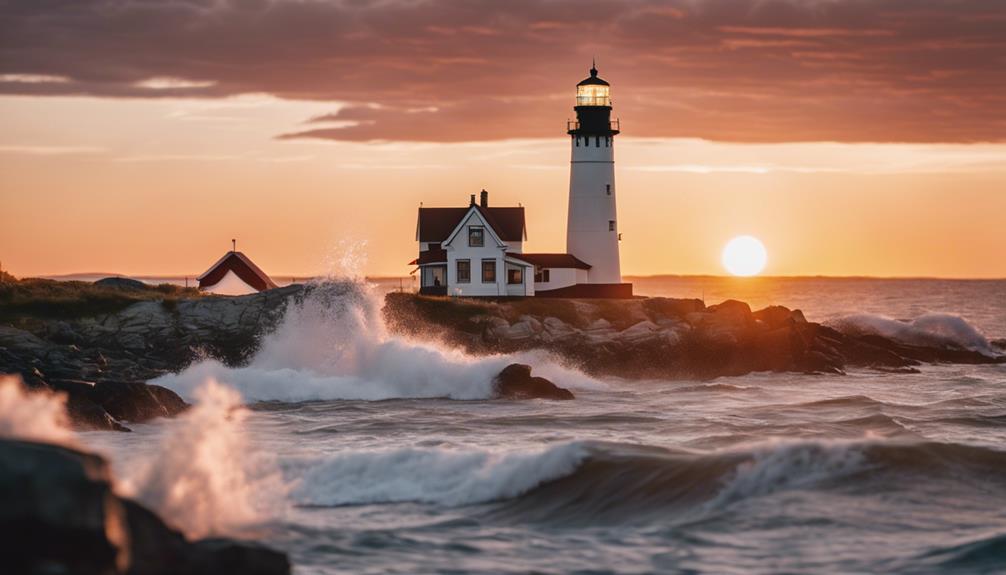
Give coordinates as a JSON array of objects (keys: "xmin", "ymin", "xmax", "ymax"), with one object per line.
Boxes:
[
  {"xmin": 425, "ymin": 266, "xmax": 445, "ymax": 287},
  {"xmin": 507, "ymin": 267, "xmax": 523, "ymax": 285},
  {"xmin": 606, "ymin": 184, "xmax": 611, "ymax": 195},
  {"xmin": 468, "ymin": 226, "xmax": 484, "ymax": 247},
  {"xmin": 481, "ymin": 259, "xmax": 496, "ymax": 283},
  {"xmin": 427, "ymin": 242, "xmax": 440, "ymax": 251},
  {"xmin": 534, "ymin": 268, "xmax": 550, "ymax": 283},
  {"xmin": 609, "ymin": 220, "xmax": 616, "ymax": 231},
  {"xmin": 456, "ymin": 259, "xmax": 471, "ymax": 283}
]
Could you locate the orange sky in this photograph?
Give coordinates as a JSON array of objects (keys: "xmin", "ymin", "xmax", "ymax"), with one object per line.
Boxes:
[{"xmin": 1, "ymin": 1, "xmax": 1004, "ymax": 279}]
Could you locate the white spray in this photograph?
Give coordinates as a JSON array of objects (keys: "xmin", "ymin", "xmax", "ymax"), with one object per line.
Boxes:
[{"xmin": 0, "ymin": 374, "xmax": 76, "ymax": 446}]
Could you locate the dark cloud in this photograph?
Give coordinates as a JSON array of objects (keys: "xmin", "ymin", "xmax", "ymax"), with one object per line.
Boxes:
[{"xmin": 1, "ymin": 0, "xmax": 1004, "ymax": 142}]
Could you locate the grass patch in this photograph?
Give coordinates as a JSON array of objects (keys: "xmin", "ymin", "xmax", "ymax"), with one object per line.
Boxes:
[{"xmin": 0, "ymin": 277, "xmax": 202, "ymax": 321}]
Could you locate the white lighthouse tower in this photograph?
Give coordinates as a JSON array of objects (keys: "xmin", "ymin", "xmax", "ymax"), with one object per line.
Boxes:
[{"xmin": 566, "ymin": 64, "xmax": 623, "ymax": 287}]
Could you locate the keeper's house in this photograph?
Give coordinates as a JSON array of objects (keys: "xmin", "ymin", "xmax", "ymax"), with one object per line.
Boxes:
[{"xmin": 411, "ymin": 190, "xmax": 592, "ymax": 297}]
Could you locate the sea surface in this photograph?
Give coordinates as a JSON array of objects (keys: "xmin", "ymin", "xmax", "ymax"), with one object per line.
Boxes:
[{"xmin": 79, "ymin": 277, "xmax": 1006, "ymax": 574}]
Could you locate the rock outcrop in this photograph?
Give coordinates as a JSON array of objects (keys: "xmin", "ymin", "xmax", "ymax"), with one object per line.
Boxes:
[
  {"xmin": 385, "ymin": 294, "xmax": 1004, "ymax": 379},
  {"xmin": 1, "ymin": 285, "xmax": 305, "ymax": 429},
  {"xmin": 0, "ymin": 438, "xmax": 290, "ymax": 575},
  {"xmin": 493, "ymin": 364, "xmax": 574, "ymax": 400}
]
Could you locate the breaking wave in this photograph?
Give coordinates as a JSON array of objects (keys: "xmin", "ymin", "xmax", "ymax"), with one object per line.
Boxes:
[
  {"xmin": 287, "ymin": 438, "xmax": 1006, "ymax": 525},
  {"xmin": 828, "ymin": 312, "xmax": 997, "ymax": 356},
  {"xmin": 153, "ymin": 281, "xmax": 601, "ymax": 403}
]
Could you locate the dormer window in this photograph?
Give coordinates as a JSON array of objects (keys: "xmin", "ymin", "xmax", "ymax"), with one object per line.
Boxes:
[{"xmin": 469, "ymin": 226, "xmax": 484, "ymax": 247}]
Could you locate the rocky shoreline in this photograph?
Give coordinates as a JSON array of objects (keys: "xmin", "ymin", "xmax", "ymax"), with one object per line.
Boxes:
[
  {"xmin": 1, "ymin": 281, "xmax": 1003, "ymax": 429},
  {"xmin": 385, "ymin": 293, "xmax": 1004, "ymax": 379}
]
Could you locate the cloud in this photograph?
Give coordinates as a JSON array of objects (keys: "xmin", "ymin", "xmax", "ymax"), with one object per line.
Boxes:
[{"xmin": 1, "ymin": 0, "xmax": 1004, "ymax": 143}]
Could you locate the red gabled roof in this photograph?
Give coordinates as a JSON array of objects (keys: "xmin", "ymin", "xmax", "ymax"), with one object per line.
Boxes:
[
  {"xmin": 512, "ymin": 253, "xmax": 592, "ymax": 269},
  {"xmin": 418, "ymin": 205, "xmax": 525, "ymax": 242},
  {"xmin": 197, "ymin": 251, "xmax": 278, "ymax": 292}
]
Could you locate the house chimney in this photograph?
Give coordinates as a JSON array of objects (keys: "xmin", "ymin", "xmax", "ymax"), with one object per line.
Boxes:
[
  {"xmin": 470, "ymin": 194, "xmax": 476, "ymax": 206},
  {"xmin": 480, "ymin": 189, "xmax": 488, "ymax": 208}
]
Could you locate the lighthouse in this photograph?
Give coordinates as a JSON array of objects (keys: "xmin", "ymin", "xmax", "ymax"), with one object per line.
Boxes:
[{"xmin": 566, "ymin": 63, "xmax": 622, "ymax": 285}]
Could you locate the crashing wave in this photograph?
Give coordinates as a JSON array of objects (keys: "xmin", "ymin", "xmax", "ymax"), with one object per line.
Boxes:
[
  {"xmin": 285, "ymin": 438, "xmax": 1006, "ymax": 526},
  {"xmin": 827, "ymin": 313, "xmax": 998, "ymax": 356},
  {"xmin": 153, "ymin": 280, "xmax": 601, "ymax": 403}
]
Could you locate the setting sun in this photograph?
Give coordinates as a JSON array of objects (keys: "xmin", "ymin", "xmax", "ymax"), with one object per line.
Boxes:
[{"xmin": 722, "ymin": 235, "xmax": 768, "ymax": 277}]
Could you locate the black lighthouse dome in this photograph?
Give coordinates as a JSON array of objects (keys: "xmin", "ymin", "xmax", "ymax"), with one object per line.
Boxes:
[{"xmin": 577, "ymin": 65, "xmax": 610, "ymax": 87}]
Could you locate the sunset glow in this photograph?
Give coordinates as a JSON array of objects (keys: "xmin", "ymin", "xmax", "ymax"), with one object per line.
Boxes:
[
  {"xmin": 1, "ymin": 0, "xmax": 1004, "ymax": 279},
  {"xmin": 722, "ymin": 236, "xmax": 768, "ymax": 277}
]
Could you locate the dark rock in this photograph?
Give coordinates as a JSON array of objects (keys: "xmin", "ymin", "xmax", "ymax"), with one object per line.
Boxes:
[
  {"xmin": 188, "ymin": 539, "xmax": 292, "ymax": 575},
  {"xmin": 48, "ymin": 378, "xmax": 131, "ymax": 432},
  {"xmin": 90, "ymin": 381, "xmax": 189, "ymax": 423},
  {"xmin": 641, "ymin": 297, "xmax": 705, "ymax": 319},
  {"xmin": 753, "ymin": 305, "xmax": 807, "ymax": 330},
  {"xmin": 493, "ymin": 363, "xmax": 574, "ymax": 400},
  {"xmin": 0, "ymin": 439, "xmax": 128, "ymax": 575},
  {"xmin": 95, "ymin": 277, "xmax": 148, "ymax": 291},
  {"xmin": 0, "ymin": 438, "xmax": 291, "ymax": 575}
]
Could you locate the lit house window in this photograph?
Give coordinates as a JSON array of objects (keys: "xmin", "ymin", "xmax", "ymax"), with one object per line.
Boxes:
[
  {"xmin": 456, "ymin": 259, "xmax": 471, "ymax": 283},
  {"xmin": 507, "ymin": 267, "xmax": 523, "ymax": 285},
  {"xmin": 609, "ymin": 220, "xmax": 616, "ymax": 231},
  {"xmin": 468, "ymin": 226, "xmax": 484, "ymax": 247},
  {"xmin": 481, "ymin": 259, "xmax": 496, "ymax": 283}
]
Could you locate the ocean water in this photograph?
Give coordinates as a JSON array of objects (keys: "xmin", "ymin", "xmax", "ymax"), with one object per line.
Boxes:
[{"xmin": 78, "ymin": 278, "xmax": 1006, "ymax": 574}]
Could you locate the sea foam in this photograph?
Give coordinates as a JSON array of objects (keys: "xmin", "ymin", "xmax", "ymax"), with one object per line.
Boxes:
[{"xmin": 828, "ymin": 312, "xmax": 997, "ymax": 356}]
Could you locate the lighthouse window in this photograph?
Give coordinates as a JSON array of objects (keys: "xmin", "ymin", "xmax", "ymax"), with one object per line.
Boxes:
[
  {"xmin": 456, "ymin": 259, "xmax": 471, "ymax": 283},
  {"xmin": 606, "ymin": 184, "xmax": 611, "ymax": 195},
  {"xmin": 468, "ymin": 226, "xmax": 484, "ymax": 247},
  {"xmin": 609, "ymin": 220, "xmax": 616, "ymax": 231}
]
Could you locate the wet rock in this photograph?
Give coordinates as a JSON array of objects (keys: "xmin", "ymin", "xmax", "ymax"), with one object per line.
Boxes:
[
  {"xmin": 753, "ymin": 305, "xmax": 807, "ymax": 330},
  {"xmin": 0, "ymin": 438, "xmax": 291, "ymax": 575},
  {"xmin": 0, "ymin": 439, "xmax": 128, "ymax": 575},
  {"xmin": 187, "ymin": 538, "xmax": 292, "ymax": 575},
  {"xmin": 90, "ymin": 381, "xmax": 188, "ymax": 423},
  {"xmin": 48, "ymin": 379, "xmax": 131, "ymax": 432},
  {"xmin": 493, "ymin": 363, "xmax": 574, "ymax": 400}
]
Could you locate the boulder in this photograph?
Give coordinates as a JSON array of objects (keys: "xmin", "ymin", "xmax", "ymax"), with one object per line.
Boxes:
[
  {"xmin": 48, "ymin": 379, "xmax": 131, "ymax": 432},
  {"xmin": 0, "ymin": 439, "xmax": 128, "ymax": 575},
  {"xmin": 753, "ymin": 305, "xmax": 806, "ymax": 330},
  {"xmin": 493, "ymin": 363, "xmax": 574, "ymax": 400},
  {"xmin": 90, "ymin": 381, "xmax": 189, "ymax": 423},
  {"xmin": 0, "ymin": 438, "xmax": 291, "ymax": 575}
]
